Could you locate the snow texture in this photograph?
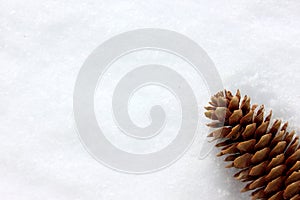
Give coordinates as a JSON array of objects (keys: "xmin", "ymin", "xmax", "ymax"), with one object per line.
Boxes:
[{"xmin": 0, "ymin": 0, "xmax": 300, "ymax": 200}]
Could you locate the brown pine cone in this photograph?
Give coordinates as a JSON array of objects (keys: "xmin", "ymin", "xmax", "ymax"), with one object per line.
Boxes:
[{"xmin": 205, "ymin": 89, "xmax": 300, "ymax": 200}]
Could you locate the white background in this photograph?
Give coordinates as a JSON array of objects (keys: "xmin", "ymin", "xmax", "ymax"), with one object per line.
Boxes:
[{"xmin": 1, "ymin": 0, "xmax": 300, "ymax": 199}]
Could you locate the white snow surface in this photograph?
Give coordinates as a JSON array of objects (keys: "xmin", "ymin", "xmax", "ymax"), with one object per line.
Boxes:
[{"xmin": 1, "ymin": 0, "xmax": 300, "ymax": 200}]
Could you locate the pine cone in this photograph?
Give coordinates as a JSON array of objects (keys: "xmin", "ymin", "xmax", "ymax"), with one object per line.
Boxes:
[{"xmin": 205, "ymin": 89, "xmax": 300, "ymax": 200}]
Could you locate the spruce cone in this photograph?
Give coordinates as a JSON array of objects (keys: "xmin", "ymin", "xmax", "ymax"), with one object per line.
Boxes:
[{"xmin": 205, "ymin": 90, "xmax": 300, "ymax": 200}]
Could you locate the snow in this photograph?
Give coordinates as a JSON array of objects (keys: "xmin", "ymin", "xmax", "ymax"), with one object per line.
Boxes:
[{"xmin": 0, "ymin": 0, "xmax": 300, "ymax": 199}]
